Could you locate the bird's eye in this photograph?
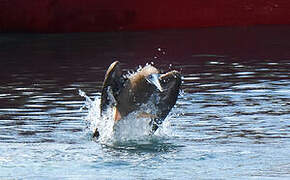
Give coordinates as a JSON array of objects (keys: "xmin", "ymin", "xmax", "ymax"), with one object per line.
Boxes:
[{"xmin": 145, "ymin": 74, "xmax": 163, "ymax": 92}]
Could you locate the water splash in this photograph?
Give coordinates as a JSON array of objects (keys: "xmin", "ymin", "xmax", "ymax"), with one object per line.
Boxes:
[
  {"xmin": 79, "ymin": 90, "xmax": 114, "ymax": 143},
  {"xmin": 79, "ymin": 89, "xmax": 173, "ymax": 144}
]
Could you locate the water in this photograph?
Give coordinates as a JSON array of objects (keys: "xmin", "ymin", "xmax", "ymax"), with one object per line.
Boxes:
[{"xmin": 0, "ymin": 26, "xmax": 290, "ymax": 179}]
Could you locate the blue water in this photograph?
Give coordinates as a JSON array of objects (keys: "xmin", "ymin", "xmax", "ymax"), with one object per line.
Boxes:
[{"xmin": 0, "ymin": 27, "xmax": 290, "ymax": 179}]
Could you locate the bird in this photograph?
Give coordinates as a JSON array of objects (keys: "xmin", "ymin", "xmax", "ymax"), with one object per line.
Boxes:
[{"xmin": 93, "ymin": 61, "xmax": 181, "ymax": 138}]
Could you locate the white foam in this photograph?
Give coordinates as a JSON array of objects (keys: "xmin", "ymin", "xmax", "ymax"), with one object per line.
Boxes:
[{"xmin": 79, "ymin": 89, "xmax": 173, "ymax": 144}]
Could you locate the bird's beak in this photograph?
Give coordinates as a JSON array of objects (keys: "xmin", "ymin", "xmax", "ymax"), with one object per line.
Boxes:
[{"xmin": 146, "ymin": 74, "xmax": 164, "ymax": 92}]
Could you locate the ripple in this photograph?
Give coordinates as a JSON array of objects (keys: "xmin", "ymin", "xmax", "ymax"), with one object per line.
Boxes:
[
  {"xmin": 0, "ymin": 108, "xmax": 40, "ymax": 112},
  {"xmin": 0, "ymin": 38, "xmax": 290, "ymax": 178}
]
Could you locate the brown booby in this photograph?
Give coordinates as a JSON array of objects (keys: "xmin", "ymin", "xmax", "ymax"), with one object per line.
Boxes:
[{"xmin": 94, "ymin": 61, "xmax": 181, "ymax": 138}]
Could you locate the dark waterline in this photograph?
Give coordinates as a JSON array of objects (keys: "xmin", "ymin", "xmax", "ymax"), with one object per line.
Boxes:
[{"xmin": 0, "ymin": 26, "xmax": 289, "ymax": 179}]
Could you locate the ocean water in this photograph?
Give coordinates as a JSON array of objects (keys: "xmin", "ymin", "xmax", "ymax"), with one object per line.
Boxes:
[{"xmin": 0, "ymin": 26, "xmax": 290, "ymax": 179}]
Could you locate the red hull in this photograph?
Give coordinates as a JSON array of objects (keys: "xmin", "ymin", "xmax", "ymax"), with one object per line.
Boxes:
[{"xmin": 1, "ymin": 0, "xmax": 290, "ymax": 32}]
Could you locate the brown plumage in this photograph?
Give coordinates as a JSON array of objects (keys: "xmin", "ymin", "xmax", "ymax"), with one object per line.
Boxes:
[{"xmin": 94, "ymin": 61, "xmax": 181, "ymax": 138}]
